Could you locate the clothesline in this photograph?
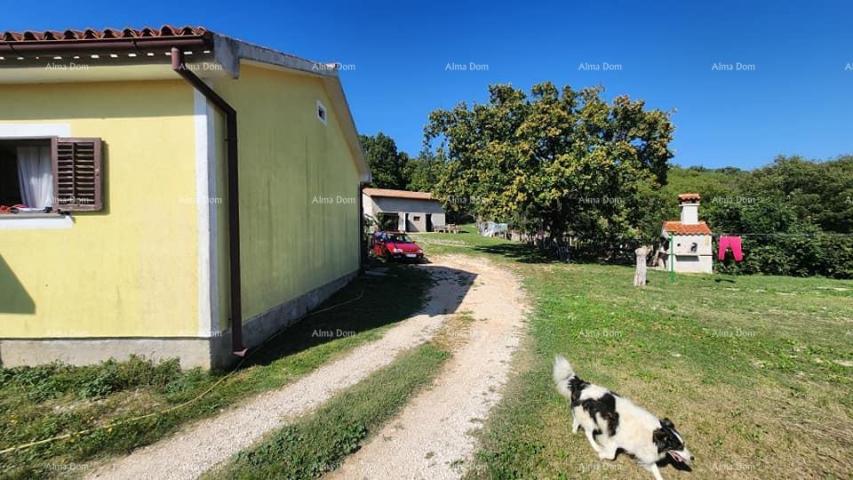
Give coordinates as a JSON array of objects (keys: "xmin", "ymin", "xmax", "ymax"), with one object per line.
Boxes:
[{"xmin": 714, "ymin": 233, "xmax": 851, "ymax": 237}]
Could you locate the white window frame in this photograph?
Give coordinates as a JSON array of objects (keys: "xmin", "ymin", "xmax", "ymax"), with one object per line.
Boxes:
[{"xmin": 0, "ymin": 124, "xmax": 73, "ymax": 230}]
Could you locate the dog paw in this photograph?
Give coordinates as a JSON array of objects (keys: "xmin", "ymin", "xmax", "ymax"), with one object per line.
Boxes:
[{"xmin": 598, "ymin": 451, "xmax": 616, "ymax": 461}]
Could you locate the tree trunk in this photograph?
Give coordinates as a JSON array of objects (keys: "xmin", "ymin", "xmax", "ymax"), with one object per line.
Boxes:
[{"xmin": 634, "ymin": 246, "xmax": 649, "ymax": 287}]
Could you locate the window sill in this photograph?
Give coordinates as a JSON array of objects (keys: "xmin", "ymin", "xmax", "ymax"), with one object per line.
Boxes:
[{"xmin": 0, "ymin": 213, "xmax": 72, "ymax": 230}]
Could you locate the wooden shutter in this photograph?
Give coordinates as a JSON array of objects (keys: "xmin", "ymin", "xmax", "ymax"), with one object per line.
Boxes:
[{"xmin": 52, "ymin": 138, "xmax": 103, "ymax": 211}]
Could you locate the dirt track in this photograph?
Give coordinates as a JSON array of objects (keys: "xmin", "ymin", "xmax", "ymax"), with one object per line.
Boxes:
[
  {"xmin": 327, "ymin": 255, "xmax": 526, "ymax": 479},
  {"xmin": 87, "ymin": 255, "xmax": 525, "ymax": 480}
]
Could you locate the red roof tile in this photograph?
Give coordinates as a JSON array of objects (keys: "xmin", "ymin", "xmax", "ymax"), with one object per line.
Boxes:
[
  {"xmin": 0, "ymin": 25, "xmax": 207, "ymax": 43},
  {"xmin": 678, "ymin": 193, "xmax": 701, "ymax": 202},
  {"xmin": 663, "ymin": 221, "xmax": 712, "ymax": 235},
  {"xmin": 363, "ymin": 188, "xmax": 434, "ymax": 201}
]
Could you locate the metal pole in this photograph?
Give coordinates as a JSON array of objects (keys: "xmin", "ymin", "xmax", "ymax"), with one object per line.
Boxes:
[{"xmin": 669, "ymin": 232, "xmax": 676, "ymax": 283}]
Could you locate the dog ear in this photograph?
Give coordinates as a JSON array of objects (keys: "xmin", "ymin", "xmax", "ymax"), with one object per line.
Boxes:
[
  {"xmin": 661, "ymin": 418, "xmax": 674, "ymax": 429},
  {"xmin": 653, "ymin": 428, "xmax": 669, "ymax": 450}
]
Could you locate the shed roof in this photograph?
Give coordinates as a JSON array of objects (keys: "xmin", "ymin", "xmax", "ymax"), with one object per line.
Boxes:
[{"xmin": 662, "ymin": 221, "xmax": 712, "ymax": 235}]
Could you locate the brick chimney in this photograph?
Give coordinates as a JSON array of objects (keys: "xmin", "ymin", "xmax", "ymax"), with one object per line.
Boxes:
[{"xmin": 678, "ymin": 193, "xmax": 701, "ymax": 225}]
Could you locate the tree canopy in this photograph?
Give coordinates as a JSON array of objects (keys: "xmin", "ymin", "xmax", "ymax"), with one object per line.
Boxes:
[
  {"xmin": 359, "ymin": 133, "xmax": 410, "ymax": 190},
  {"xmin": 359, "ymin": 85, "xmax": 851, "ymax": 278},
  {"xmin": 424, "ymin": 82, "xmax": 674, "ymax": 254}
]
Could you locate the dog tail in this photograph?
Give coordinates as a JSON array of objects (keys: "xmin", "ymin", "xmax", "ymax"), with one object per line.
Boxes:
[{"xmin": 553, "ymin": 354, "xmax": 576, "ymax": 399}]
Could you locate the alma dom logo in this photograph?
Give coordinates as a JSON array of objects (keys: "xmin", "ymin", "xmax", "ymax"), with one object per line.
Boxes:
[
  {"xmin": 845, "ymin": 62, "xmax": 852, "ymax": 71},
  {"xmin": 711, "ymin": 62, "xmax": 757, "ymax": 71},
  {"xmin": 45, "ymin": 62, "xmax": 90, "ymax": 71},
  {"xmin": 445, "ymin": 61, "xmax": 489, "ymax": 72},
  {"xmin": 312, "ymin": 195, "xmax": 356, "ymax": 205},
  {"xmin": 312, "ymin": 62, "xmax": 356, "ymax": 72},
  {"xmin": 577, "ymin": 62, "xmax": 622, "ymax": 71}
]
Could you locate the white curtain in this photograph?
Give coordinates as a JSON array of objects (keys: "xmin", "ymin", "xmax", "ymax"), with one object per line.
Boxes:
[{"xmin": 16, "ymin": 146, "xmax": 53, "ymax": 209}]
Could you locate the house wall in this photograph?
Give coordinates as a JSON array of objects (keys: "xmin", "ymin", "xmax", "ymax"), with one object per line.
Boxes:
[
  {"xmin": 361, "ymin": 194, "xmax": 446, "ymax": 232},
  {"xmin": 368, "ymin": 196, "xmax": 445, "ymax": 215},
  {"xmin": 209, "ymin": 64, "xmax": 361, "ymax": 339},
  {"xmin": 0, "ymin": 64, "xmax": 364, "ymax": 368},
  {"xmin": 668, "ymin": 254, "xmax": 713, "ymax": 274},
  {"xmin": 0, "ymin": 81, "xmax": 201, "ymax": 340},
  {"xmin": 664, "ymin": 234, "xmax": 713, "ymax": 273},
  {"xmin": 430, "ymin": 213, "xmax": 447, "ymax": 228},
  {"xmin": 362, "ymin": 194, "xmax": 377, "ymax": 217},
  {"xmin": 671, "ymin": 233, "xmax": 713, "ymax": 256}
]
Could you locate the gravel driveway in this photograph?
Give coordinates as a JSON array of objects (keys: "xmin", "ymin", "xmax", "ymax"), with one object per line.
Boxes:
[
  {"xmin": 327, "ymin": 255, "xmax": 526, "ymax": 480},
  {"xmin": 86, "ymin": 255, "xmax": 526, "ymax": 480}
]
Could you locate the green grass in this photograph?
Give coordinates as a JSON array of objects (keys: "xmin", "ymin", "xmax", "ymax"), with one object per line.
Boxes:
[
  {"xmin": 0, "ymin": 262, "xmax": 433, "ymax": 480},
  {"xmin": 207, "ymin": 341, "xmax": 451, "ymax": 480},
  {"xmin": 417, "ymin": 226, "xmax": 853, "ymax": 479},
  {"xmin": 6, "ymin": 226, "xmax": 848, "ymax": 479},
  {"xmin": 412, "ymin": 226, "xmax": 519, "ymax": 256},
  {"xmin": 411, "ymin": 225, "xmax": 552, "ymax": 264}
]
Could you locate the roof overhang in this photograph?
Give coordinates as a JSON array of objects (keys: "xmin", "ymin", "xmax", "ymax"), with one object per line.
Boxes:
[
  {"xmin": 362, "ymin": 188, "xmax": 436, "ymax": 201},
  {"xmin": 0, "ymin": 26, "xmax": 370, "ymax": 182},
  {"xmin": 662, "ymin": 221, "xmax": 712, "ymax": 235}
]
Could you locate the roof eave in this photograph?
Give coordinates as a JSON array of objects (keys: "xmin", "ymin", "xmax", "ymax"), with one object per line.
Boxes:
[
  {"xmin": 0, "ymin": 35, "xmax": 212, "ymax": 56},
  {"xmin": 0, "ymin": 28, "xmax": 371, "ymax": 182},
  {"xmin": 210, "ymin": 33, "xmax": 370, "ymax": 182}
]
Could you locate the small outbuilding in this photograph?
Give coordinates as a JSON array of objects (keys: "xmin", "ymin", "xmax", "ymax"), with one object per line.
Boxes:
[
  {"xmin": 660, "ymin": 193, "xmax": 713, "ymax": 274},
  {"xmin": 362, "ymin": 188, "xmax": 446, "ymax": 232}
]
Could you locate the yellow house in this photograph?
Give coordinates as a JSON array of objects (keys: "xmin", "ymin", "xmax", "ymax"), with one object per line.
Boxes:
[{"xmin": 0, "ymin": 26, "xmax": 370, "ymax": 368}]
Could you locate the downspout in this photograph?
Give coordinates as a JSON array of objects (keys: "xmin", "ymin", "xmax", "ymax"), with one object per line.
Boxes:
[
  {"xmin": 358, "ymin": 182, "xmax": 366, "ymax": 271},
  {"xmin": 171, "ymin": 47, "xmax": 246, "ymax": 357}
]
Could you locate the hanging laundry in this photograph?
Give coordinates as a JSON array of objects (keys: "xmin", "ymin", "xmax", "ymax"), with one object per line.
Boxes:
[{"xmin": 718, "ymin": 235, "xmax": 743, "ymax": 262}]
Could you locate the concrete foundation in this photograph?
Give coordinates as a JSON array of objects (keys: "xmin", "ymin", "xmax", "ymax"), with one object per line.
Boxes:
[
  {"xmin": 211, "ymin": 269, "xmax": 358, "ymax": 369},
  {"xmin": 0, "ymin": 270, "xmax": 358, "ymax": 370},
  {"xmin": 0, "ymin": 337, "xmax": 213, "ymax": 370}
]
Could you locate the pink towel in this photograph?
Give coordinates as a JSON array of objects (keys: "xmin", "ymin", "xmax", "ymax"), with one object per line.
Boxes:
[{"xmin": 718, "ymin": 236, "xmax": 743, "ymax": 262}]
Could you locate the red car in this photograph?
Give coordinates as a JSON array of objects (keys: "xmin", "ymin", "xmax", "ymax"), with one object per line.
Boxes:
[{"xmin": 371, "ymin": 231, "xmax": 424, "ymax": 261}]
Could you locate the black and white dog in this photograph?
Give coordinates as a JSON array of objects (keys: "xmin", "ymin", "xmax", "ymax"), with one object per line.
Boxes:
[{"xmin": 553, "ymin": 355, "xmax": 693, "ymax": 480}]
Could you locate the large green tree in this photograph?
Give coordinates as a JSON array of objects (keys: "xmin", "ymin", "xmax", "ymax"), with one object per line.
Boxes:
[
  {"xmin": 746, "ymin": 155, "xmax": 852, "ymax": 234},
  {"xmin": 403, "ymin": 149, "xmax": 446, "ymax": 193},
  {"xmin": 424, "ymin": 82, "xmax": 674, "ymax": 258},
  {"xmin": 359, "ymin": 133, "xmax": 410, "ymax": 189}
]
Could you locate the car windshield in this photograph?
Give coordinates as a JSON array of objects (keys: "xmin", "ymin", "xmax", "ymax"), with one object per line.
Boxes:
[{"xmin": 387, "ymin": 233, "xmax": 414, "ymax": 243}]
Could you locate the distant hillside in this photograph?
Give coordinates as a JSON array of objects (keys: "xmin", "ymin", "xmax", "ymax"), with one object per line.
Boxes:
[
  {"xmin": 661, "ymin": 166, "xmax": 749, "ymax": 220},
  {"xmin": 659, "ymin": 156, "xmax": 852, "ymax": 278},
  {"xmin": 663, "ymin": 166, "xmax": 746, "ymax": 200},
  {"xmin": 664, "ymin": 156, "xmax": 851, "ymax": 234}
]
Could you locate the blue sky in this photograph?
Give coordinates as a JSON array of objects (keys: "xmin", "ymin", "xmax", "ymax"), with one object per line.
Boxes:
[{"xmin": 6, "ymin": 0, "xmax": 852, "ymax": 169}]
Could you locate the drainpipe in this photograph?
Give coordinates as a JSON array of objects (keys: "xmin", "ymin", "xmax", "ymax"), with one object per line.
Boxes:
[
  {"xmin": 358, "ymin": 182, "xmax": 367, "ymax": 271},
  {"xmin": 171, "ymin": 47, "xmax": 246, "ymax": 358}
]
